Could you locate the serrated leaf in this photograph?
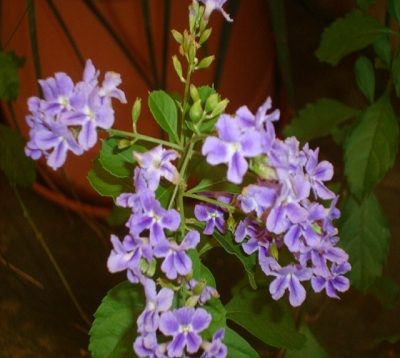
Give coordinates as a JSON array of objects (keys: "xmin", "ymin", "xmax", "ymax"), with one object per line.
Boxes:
[
  {"xmin": 0, "ymin": 51, "xmax": 26, "ymax": 101},
  {"xmin": 0, "ymin": 123, "xmax": 36, "ymax": 187},
  {"xmin": 357, "ymin": 0, "xmax": 376, "ymax": 10},
  {"xmin": 87, "ymin": 157, "xmax": 135, "ymax": 201},
  {"xmin": 224, "ymin": 327, "xmax": 260, "ymax": 358},
  {"xmin": 388, "ymin": 0, "xmax": 400, "ymax": 23},
  {"xmin": 392, "ymin": 46, "xmax": 400, "ymax": 97},
  {"xmin": 284, "ymin": 321, "xmax": 329, "ymax": 358},
  {"xmin": 315, "ymin": 10, "xmax": 395, "ymax": 66},
  {"xmin": 366, "ymin": 275, "xmax": 399, "ymax": 309},
  {"xmin": 99, "ymin": 137, "xmax": 146, "ymax": 178},
  {"xmin": 337, "ymin": 193, "xmax": 391, "ymax": 290},
  {"xmin": 148, "ymin": 90, "xmax": 180, "ymax": 144},
  {"xmin": 226, "ymin": 311, "xmax": 306, "ymax": 349},
  {"xmin": 344, "ymin": 91, "xmax": 398, "ymax": 199},
  {"xmin": 355, "ymin": 56, "xmax": 375, "ymax": 103},
  {"xmin": 89, "ymin": 281, "xmax": 144, "ymax": 358},
  {"xmin": 373, "ymin": 36, "xmax": 391, "ymax": 67},
  {"xmin": 284, "ymin": 99, "xmax": 360, "ymax": 144}
]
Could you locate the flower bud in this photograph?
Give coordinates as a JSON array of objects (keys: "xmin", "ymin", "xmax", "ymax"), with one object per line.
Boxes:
[
  {"xmin": 250, "ymin": 155, "xmax": 277, "ymax": 180},
  {"xmin": 185, "ymin": 295, "xmax": 200, "ymax": 308},
  {"xmin": 270, "ymin": 240, "xmax": 279, "ymax": 260},
  {"xmin": 171, "ymin": 29, "xmax": 183, "ymax": 44},
  {"xmin": 139, "ymin": 258, "xmax": 157, "ymax": 277},
  {"xmin": 189, "ymin": 99, "xmax": 203, "ymax": 123},
  {"xmin": 199, "ymin": 28, "xmax": 212, "ymax": 45},
  {"xmin": 132, "ymin": 97, "xmax": 141, "ymax": 124},
  {"xmin": 188, "ymin": 43, "xmax": 197, "ymax": 64},
  {"xmin": 210, "ymin": 98, "xmax": 229, "ymax": 117},
  {"xmin": 196, "ymin": 55, "xmax": 214, "ymax": 70},
  {"xmin": 118, "ymin": 139, "xmax": 131, "ymax": 150},
  {"xmin": 190, "ymin": 84, "xmax": 200, "ymax": 102},
  {"xmin": 205, "ymin": 93, "xmax": 219, "ymax": 113},
  {"xmin": 193, "ymin": 280, "xmax": 207, "ymax": 295},
  {"xmin": 172, "ymin": 55, "xmax": 185, "ymax": 83}
]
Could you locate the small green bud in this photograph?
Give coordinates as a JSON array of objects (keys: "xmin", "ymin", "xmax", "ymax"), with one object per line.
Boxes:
[
  {"xmin": 193, "ymin": 280, "xmax": 207, "ymax": 295},
  {"xmin": 132, "ymin": 97, "xmax": 141, "ymax": 124},
  {"xmin": 270, "ymin": 240, "xmax": 279, "ymax": 260},
  {"xmin": 189, "ymin": 99, "xmax": 203, "ymax": 123},
  {"xmin": 158, "ymin": 278, "xmax": 179, "ymax": 291},
  {"xmin": 171, "ymin": 29, "xmax": 183, "ymax": 44},
  {"xmin": 190, "ymin": 84, "xmax": 200, "ymax": 102},
  {"xmin": 118, "ymin": 138, "xmax": 131, "ymax": 149},
  {"xmin": 312, "ymin": 223, "xmax": 322, "ymax": 235},
  {"xmin": 226, "ymin": 214, "xmax": 236, "ymax": 232},
  {"xmin": 196, "ymin": 55, "xmax": 214, "ymax": 70},
  {"xmin": 210, "ymin": 98, "xmax": 229, "ymax": 117},
  {"xmin": 199, "ymin": 28, "xmax": 212, "ymax": 45},
  {"xmin": 250, "ymin": 155, "xmax": 277, "ymax": 180},
  {"xmin": 205, "ymin": 93, "xmax": 219, "ymax": 113},
  {"xmin": 188, "ymin": 44, "xmax": 197, "ymax": 64},
  {"xmin": 185, "ymin": 295, "xmax": 200, "ymax": 308},
  {"xmin": 172, "ymin": 55, "xmax": 185, "ymax": 82},
  {"xmin": 139, "ymin": 257, "xmax": 157, "ymax": 277}
]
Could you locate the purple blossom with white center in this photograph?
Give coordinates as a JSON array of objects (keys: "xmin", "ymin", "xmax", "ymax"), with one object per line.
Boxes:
[
  {"xmin": 200, "ymin": 328, "xmax": 227, "ymax": 358},
  {"xmin": 127, "ymin": 190, "xmax": 180, "ymax": 246},
  {"xmin": 234, "ymin": 217, "xmax": 264, "ymax": 243},
  {"xmin": 304, "ymin": 145, "xmax": 335, "ymax": 200},
  {"xmin": 137, "ymin": 279, "xmax": 174, "ymax": 334},
  {"xmin": 82, "ymin": 59, "xmax": 100, "ymax": 87},
  {"xmin": 134, "ymin": 332, "xmax": 168, "ymax": 358},
  {"xmin": 134, "ymin": 145, "xmax": 181, "ymax": 191},
  {"xmin": 238, "ymin": 183, "xmax": 276, "ymax": 218},
  {"xmin": 194, "ymin": 203, "xmax": 226, "ymax": 235},
  {"xmin": 64, "ymin": 83, "xmax": 115, "ymax": 150},
  {"xmin": 261, "ymin": 259, "xmax": 312, "ymax": 307},
  {"xmin": 107, "ymin": 234, "xmax": 153, "ymax": 282},
  {"xmin": 159, "ymin": 307, "xmax": 212, "ymax": 357},
  {"xmin": 311, "ymin": 262, "xmax": 351, "ymax": 299},
  {"xmin": 202, "ymin": 114, "xmax": 263, "ymax": 184},
  {"xmin": 199, "ymin": 0, "xmax": 233, "ymax": 22},
  {"xmin": 154, "ymin": 230, "xmax": 200, "ymax": 280}
]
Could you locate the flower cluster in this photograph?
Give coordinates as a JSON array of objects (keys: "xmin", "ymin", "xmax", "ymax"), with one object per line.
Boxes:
[
  {"xmin": 108, "ymin": 147, "xmax": 226, "ymax": 357},
  {"xmin": 202, "ymin": 97, "xmax": 351, "ymax": 306},
  {"xmin": 25, "ymin": 60, "xmax": 126, "ymax": 170}
]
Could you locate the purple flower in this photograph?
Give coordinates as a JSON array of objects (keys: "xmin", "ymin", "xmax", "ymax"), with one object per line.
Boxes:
[
  {"xmin": 201, "ymin": 328, "xmax": 227, "ymax": 358},
  {"xmin": 127, "ymin": 190, "xmax": 180, "ymax": 245},
  {"xmin": 98, "ymin": 71, "xmax": 127, "ymax": 105},
  {"xmin": 202, "ymin": 114, "xmax": 263, "ymax": 184},
  {"xmin": 311, "ymin": 262, "xmax": 351, "ymax": 299},
  {"xmin": 199, "ymin": 0, "xmax": 233, "ymax": 22},
  {"xmin": 137, "ymin": 279, "xmax": 174, "ymax": 333},
  {"xmin": 186, "ymin": 279, "xmax": 219, "ymax": 305},
  {"xmin": 159, "ymin": 307, "xmax": 212, "ymax": 356},
  {"xmin": 194, "ymin": 204, "xmax": 225, "ymax": 235},
  {"xmin": 238, "ymin": 184, "xmax": 276, "ymax": 218},
  {"xmin": 134, "ymin": 332, "xmax": 168, "ymax": 358},
  {"xmin": 154, "ymin": 230, "xmax": 200, "ymax": 280},
  {"xmin": 134, "ymin": 145, "xmax": 180, "ymax": 191}
]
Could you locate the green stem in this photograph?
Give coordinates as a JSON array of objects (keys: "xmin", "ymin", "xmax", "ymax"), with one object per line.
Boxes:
[
  {"xmin": 12, "ymin": 185, "xmax": 91, "ymax": 328},
  {"xmin": 183, "ymin": 192, "xmax": 236, "ymax": 211},
  {"xmin": 107, "ymin": 129, "xmax": 183, "ymax": 151}
]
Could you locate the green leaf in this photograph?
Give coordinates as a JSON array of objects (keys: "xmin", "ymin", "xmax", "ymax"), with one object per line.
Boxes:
[
  {"xmin": 355, "ymin": 56, "xmax": 375, "ymax": 103},
  {"xmin": 226, "ymin": 311, "xmax": 306, "ymax": 349},
  {"xmin": 337, "ymin": 193, "xmax": 391, "ymax": 290},
  {"xmin": 89, "ymin": 281, "xmax": 144, "ymax": 358},
  {"xmin": 373, "ymin": 36, "xmax": 391, "ymax": 67},
  {"xmin": 224, "ymin": 327, "xmax": 260, "ymax": 358},
  {"xmin": 202, "ymin": 298, "xmax": 227, "ymax": 341},
  {"xmin": 198, "ymin": 85, "xmax": 216, "ymax": 101},
  {"xmin": 99, "ymin": 137, "xmax": 146, "ymax": 178},
  {"xmin": 155, "ymin": 183, "xmax": 174, "ymax": 208},
  {"xmin": 87, "ymin": 157, "xmax": 135, "ymax": 201},
  {"xmin": 284, "ymin": 321, "xmax": 329, "ymax": 358},
  {"xmin": 106, "ymin": 205, "xmax": 131, "ymax": 227},
  {"xmin": 344, "ymin": 91, "xmax": 398, "ymax": 199},
  {"xmin": 392, "ymin": 46, "xmax": 400, "ymax": 97},
  {"xmin": 315, "ymin": 10, "xmax": 395, "ymax": 66},
  {"xmin": 388, "ymin": 0, "xmax": 400, "ymax": 23},
  {"xmin": 0, "ymin": 124, "xmax": 36, "ymax": 187},
  {"xmin": 284, "ymin": 99, "xmax": 360, "ymax": 144},
  {"xmin": 0, "ymin": 51, "xmax": 26, "ymax": 101},
  {"xmin": 148, "ymin": 90, "xmax": 180, "ymax": 144},
  {"xmin": 366, "ymin": 275, "xmax": 399, "ymax": 309},
  {"xmin": 357, "ymin": 0, "xmax": 376, "ymax": 10}
]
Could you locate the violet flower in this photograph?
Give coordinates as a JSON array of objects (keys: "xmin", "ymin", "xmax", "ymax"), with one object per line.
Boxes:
[
  {"xmin": 200, "ymin": 328, "xmax": 227, "ymax": 358},
  {"xmin": 194, "ymin": 203, "xmax": 226, "ymax": 235},
  {"xmin": 134, "ymin": 332, "xmax": 168, "ymax": 358},
  {"xmin": 199, "ymin": 0, "xmax": 233, "ymax": 22}
]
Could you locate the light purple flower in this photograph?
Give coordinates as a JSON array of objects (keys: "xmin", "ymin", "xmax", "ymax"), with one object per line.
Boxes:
[
  {"xmin": 186, "ymin": 279, "xmax": 219, "ymax": 305},
  {"xmin": 201, "ymin": 328, "xmax": 227, "ymax": 358},
  {"xmin": 202, "ymin": 114, "xmax": 263, "ymax": 184},
  {"xmin": 137, "ymin": 279, "xmax": 174, "ymax": 333},
  {"xmin": 154, "ymin": 230, "xmax": 200, "ymax": 279},
  {"xmin": 134, "ymin": 332, "xmax": 168, "ymax": 358},
  {"xmin": 159, "ymin": 307, "xmax": 212, "ymax": 356},
  {"xmin": 238, "ymin": 184, "xmax": 276, "ymax": 218},
  {"xmin": 199, "ymin": 0, "xmax": 233, "ymax": 22},
  {"xmin": 99, "ymin": 71, "xmax": 127, "ymax": 105},
  {"xmin": 134, "ymin": 145, "xmax": 180, "ymax": 191},
  {"xmin": 194, "ymin": 204, "xmax": 225, "ymax": 235}
]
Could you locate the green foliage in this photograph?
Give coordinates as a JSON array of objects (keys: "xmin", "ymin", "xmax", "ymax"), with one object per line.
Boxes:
[
  {"xmin": 224, "ymin": 327, "xmax": 260, "ymax": 358},
  {"xmin": 0, "ymin": 124, "xmax": 36, "ymax": 187},
  {"xmin": 87, "ymin": 157, "xmax": 135, "ymax": 200},
  {"xmin": 357, "ymin": 0, "xmax": 377, "ymax": 10},
  {"xmin": 344, "ymin": 91, "xmax": 398, "ymax": 200},
  {"xmin": 337, "ymin": 193, "xmax": 391, "ymax": 290},
  {"xmin": 148, "ymin": 90, "xmax": 180, "ymax": 144},
  {"xmin": 315, "ymin": 10, "xmax": 395, "ymax": 66},
  {"xmin": 388, "ymin": 0, "xmax": 400, "ymax": 23},
  {"xmin": 373, "ymin": 36, "xmax": 391, "ymax": 67},
  {"xmin": 283, "ymin": 99, "xmax": 360, "ymax": 144},
  {"xmin": 366, "ymin": 275, "xmax": 399, "ymax": 309},
  {"xmin": 284, "ymin": 321, "xmax": 329, "ymax": 358},
  {"xmin": 355, "ymin": 56, "xmax": 375, "ymax": 103},
  {"xmin": 392, "ymin": 46, "xmax": 400, "ymax": 97},
  {"xmin": 225, "ymin": 286, "xmax": 306, "ymax": 349},
  {"xmin": 89, "ymin": 281, "xmax": 145, "ymax": 358},
  {"xmin": 0, "ymin": 51, "xmax": 26, "ymax": 101}
]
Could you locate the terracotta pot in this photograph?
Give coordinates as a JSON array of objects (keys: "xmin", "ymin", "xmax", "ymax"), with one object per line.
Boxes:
[{"xmin": 2, "ymin": 0, "xmax": 277, "ymax": 212}]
